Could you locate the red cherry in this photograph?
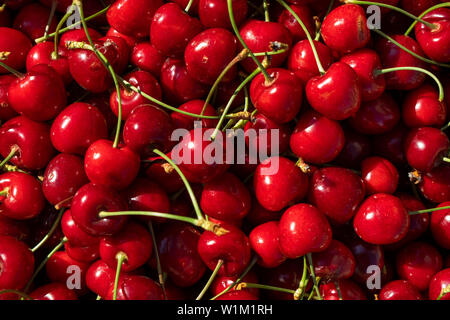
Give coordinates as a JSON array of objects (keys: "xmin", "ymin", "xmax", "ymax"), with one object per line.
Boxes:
[
  {"xmin": 308, "ymin": 167, "xmax": 365, "ymax": 224},
  {"xmin": 371, "ymin": 124, "xmax": 407, "ymax": 166},
  {"xmin": 61, "ymin": 209, "xmax": 99, "ymax": 247},
  {"xmin": 42, "ymin": 153, "xmax": 89, "ymax": 207},
  {"xmin": 211, "ymin": 271, "xmax": 259, "ymax": 298},
  {"xmin": 106, "ymin": 0, "xmax": 163, "ymax": 38},
  {"xmin": 58, "ymin": 27, "xmax": 102, "ymax": 58},
  {"xmin": 30, "ymin": 283, "xmax": 77, "ymax": 300},
  {"xmin": 0, "ymin": 7, "xmax": 12, "ymax": 28},
  {"xmin": 250, "ymin": 68, "xmax": 303, "ymax": 124},
  {"xmin": 249, "ymin": 221, "xmax": 286, "ymax": 268},
  {"xmin": 379, "ymin": 280, "xmax": 422, "ymax": 300},
  {"xmin": 335, "ymin": 127, "xmax": 372, "ymax": 169},
  {"xmin": 13, "ymin": 3, "xmax": 57, "ymax": 40},
  {"xmin": 86, "ymin": 260, "xmax": 115, "ymax": 298},
  {"xmin": 312, "ymin": 240, "xmax": 356, "ymax": 281},
  {"xmin": 105, "ymin": 275, "xmax": 164, "ymax": 300},
  {"xmin": 321, "ymin": 4, "xmax": 370, "ymax": 54},
  {"xmin": 419, "ymin": 164, "xmax": 450, "ymax": 203},
  {"xmin": 354, "ymin": 193, "xmax": 410, "ymax": 245},
  {"xmin": 199, "ymin": 0, "xmax": 247, "ymax": 29},
  {"xmin": 65, "ymin": 241, "xmax": 99, "ymax": 264},
  {"xmin": 257, "ymin": 259, "xmax": 302, "ymax": 300},
  {"xmin": 277, "ymin": 3, "xmax": 314, "ymax": 42},
  {"xmin": 401, "ymin": 0, "xmax": 441, "ymax": 16},
  {"xmin": 430, "ymin": 201, "xmax": 450, "ymax": 249},
  {"xmin": 361, "ymin": 156, "xmax": 399, "ymax": 195},
  {"xmin": 0, "ymin": 75, "xmax": 18, "ymax": 121},
  {"xmin": 0, "ymin": 27, "xmax": 32, "ymax": 73},
  {"xmin": 145, "ymin": 161, "xmax": 184, "ymax": 194},
  {"xmin": 215, "ymin": 290, "xmax": 258, "ymax": 300},
  {"xmin": 130, "ymin": 42, "xmax": 164, "ymax": 77},
  {"xmin": 428, "ymin": 268, "xmax": 450, "ymax": 300},
  {"xmin": 290, "ymin": 109, "xmax": 345, "ymax": 164},
  {"xmin": 0, "ymin": 215, "xmax": 29, "ymax": 241},
  {"xmin": 278, "ymin": 203, "xmax": 332, "ymax": 259},
  {"xmin": 253, "ymin": 156, "xmax": 309, "ymax": 212},
  {"xmin": 245, "ymin": 196, "xmax": 282, "ymax": 228},
  {"xmin": 171, "ymin": 100, "xmax": 218, "ymax": 130},
  {"xmin": 83, "ymin": 92, "xmax": 117, "ymax": 131},
  {"xmin": 320, "ymin": 280, "xmax": 366, "ymax": 300}
]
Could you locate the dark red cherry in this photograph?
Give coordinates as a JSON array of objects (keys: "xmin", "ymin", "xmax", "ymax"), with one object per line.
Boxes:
[
  {"xmin": 354, "ymin": 193, "xmax": 410, "ymax": 245},
  {"xmin": 340, "ymin": 49, "xmax": 386, "ymax": 102},
  {"xmin": 0, "ymin": 27, "xmax": 32, "ymax": 73},
  {"xmin": 0, "ymin": 75, "xmax": 18, "ymax": 121},
  {"xmin": 70, "ymin": 183, "xmax": 128, "ymax": 236},
  {"xmin": 287, "ymin": 40, "xmax": 333, "ymax": 85},
  {"xmin": 156, "ymin": 223, "xmax": 206, "ymax": 287},
  {"xmin": 99, "ymin": 36, "xmax": 131, "ymax": 77},
  {"xmin": 58, "ymin": 28, "xmax": 102, "ymax": 58},
  {"xmin": 216, "ymin": 290, "xmax": 258, "ymax": 300},
  {"xmin": 415, "ymin": 8, "xmax": 450, "ymax": 63},
  {"xmin": 0, "ymin": 115, "xmax": 55, "ymax": 170},
  {"xmin": 160, "ymin": 58, "xmax": 208, "ymax": 105},
  {"xmin": 277, "ymin": 3, "xmax": 314, "ymax": 42},
  {"xmin": 215, "ymin": 78, "xmax": 246, "ymax": 109},
  {"xmin": 250, "ymin": 68, "xmax": 303, "ymax": 124},
  {"xmin": 396, "ymin": 241, "xmax": 443, "ymax": 291},
  {"xmin": 257, "ymin": 259, "xmax": 302, "ymax": 300},
  {"xmin": 349, "ymin": 92, "xmax": 400, "ymax": 135},
  {"xmin": 0, "ymin": 235, "xmax": 34, "ymax": 291},
  {"xmin": 380, "ymin": 280, "xmax": 422, "ymax": 300},
  {"xmin": 335, "ymin": 127, "xmax": 371, "ymax": 168},
  {"xmin": 404, "ymin": 126, "xmax": 449, "ymax": 172},
  {"xmin": 371, "ymin": 125, "xmax": 407, "ymax": 166},
  {"xmin": 419, "ymin": 164, "xmax": 450, "ymax": 203},
  {"xmin": 130, "ymin": 42, "xmax": 164, "ymax": 77},
  {"xmin": 145, "ymin": 161, "xmax": 184, "ymax": 194},
  {"xmin": 429, "ymin": 268, "xmax": 450, "ymax": 300},
  {"xmin": 13, "ymin": 3, "xmax": 57, "ymax": 40},
  {"xmin": 0, "ymin": 7, "xmax": 11, "ymax": 27},
  {"xmin": 84, "ymin": 140, "xmax": 140, "ymax": 190},
  {"xmin": 253, "ymin": 156, "xmax": 309, "ymax": 212},
  {"xmin": 106, "ymin": 0, "xmax": 163, "ymax": 38},
  {"xmin": 51, "ymin": 102, "xmax": 108, "ymax": 155},
  {"xmin": 361, "ymin": 156, "xmax": 399, "ymax": 195},
  {"xmin": 306, "ymin": 62, "xmax": 361, "ymax": 120},
  {"xmin": 279, "ymin": 203, "xmax": 332, "ymax": 259},
  {"xmin": 8, "ymin": 64, "xmax": 66, "ymax": 122},
  {"xmin": 401, "ymin": 0, "xmax": 441, "ymax": 15},
  {"xmin": 61, "ymin": 209, "xmax": 99, "ymax": 247},
  {"xmin": 65, "ymin": 243, "xmax": 97, "ymax": 264},
  {"xmin": 110, "ymin": 70, "xmax": 162, "ymax": 120},
  {"xmin": 185, "ymin": 28, "xmax": 237, "ymax": 85},
  {"xmin": 239, "ymin": 20, "xmax": 292, "ymax": 73},
  {"xmin": 105, "ymin": 275, "xmax": 164, "ymax": 300},
  {"xmin": 321, "ymin": 4, "xmax": 370, "ymax": 54},
  {"xmin": 245, "ymin": 196, "xmax": 282, "ymax": 228},
  {"xmin": 320, "ymin": 280, "xmax": 367, "ymax": 300},
  {"xmin": 308, "ymin": 167, "xmax": 365, "ymax": 224},
  {"xmin": 211, "ymin": 271, "xmax": 259, "ymax": 298},
  {"xmin": 3, "ymin": 0, "xmax": 33, "ymax": 11},
  {"xmin": 86, "ymin": 260, "xmax": 115, "ymax": 298},
  {"xmin": 249, "ymin": 221, "xmax": 286, "ymax": 268},
  {"xmin": 42, "ymin": 153, "xmax": 89, "ymax": 207},
  {"xmin": 30, "ymin": 283, "xmax": 77, "ymax": 300},
  {"xmin": 290, "ymin": 109, "xmax": 345, "ymax": 164},
  {"xmin": 430, "ymin": 201, "xmax": 450, "ymax": 249},
  {"xmin": 402, "ymin": 84, "xmax": 447, "ymax": 128},
  {"xmin": 151, "ymin": 3, "xmax": 203, "ymax": 58},
  {"xmin": 312, "ymin": 240, "xmax": 356, "ymax": 281},
  {"xmin": 199, "ymin": 0, "xmax": 247, "ymax": 29},
  {"xmin": 171, "ymin": 100, "xmax": 218, "ymax": 130},
  {"xmin": 197, "ymin": 224, "xmax": 251, "ymax": 277},
  {"xmin": 0, "ymin": 215, "xmax": 29, "ymax": 241}
]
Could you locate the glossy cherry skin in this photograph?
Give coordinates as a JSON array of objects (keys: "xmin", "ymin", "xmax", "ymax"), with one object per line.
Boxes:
[
  {"xmin": 105, "ymin": 275, "xmax": 164, "ymax": 300},
  {"xmin": 145, "ymin": 161, "xmax": 184, "ymax": 194},
  {"xmin": 185, "ymin": 28, "xmax": 237, "ymax": 85},
  {"xmin": 290, "ymin": 109, "xmax": 345, "ymax": 164},
  {"xmin": 371, "ymin": 125, "xmax": 407, "ymax": 166},
  {"xmin": 321, "ymin": 4, "xmax": 370, "ymax": 54},
  {"xmin": 130, "ymin": 43, "xmax": 164, "ymax": 77},
  {"xmin": 349, "ymin": 92, "xmax": 400, "ymax": 135},
  {"xmin": 86, "ymin": 260, "xmax": 115, "ymax": 298},
  {"xmin": 84, "ymin": 140, "xmax": 140, "ymax": 190},
  {"xmin": 376, "ymin": 35, "xmax": 427, "ymax": 91},
  {"xmin": 0, "ymin": 75, "xmax": 18, "ymax": 121},
  {"xmin": 160, "ymin": 58, "xmax": 208, "ymax": 105},
  {"xmin": 380, "ymin": 280, "xmax": 422, "ymax": 300},
  {"xmin": 277, "ymin": 4, "xmax": 314, "ymax": 42},
  {"xmin": 335, "ymin": 127, "xmax": 371, "ymax": 169},
  {"xmin": 253, "ymin": 156, "xmax": 309, "ymax": 212},
  {"xmin": 211, "ymin": 271, "xmax": 259, "ymax": 298},
  {"xmin": 42, "ymin": 154, "xmax": 89, "ymax": 207},
  {"xmin": 250, "ymin": 68, "xmax": 303, "ymax": 124},
  {"xmin": 415, "ymin": 8, "xmax": 450, "ymax": 63},
  {"xmin": 106, "ymin": 0, "xmax": 163, "ymax": 37},
  {"xmin": 340, "ymin": 49, "xmax": 386, "ymax": 102},
  {"xmin": 171, "ymin": 100, "xmax": 218, "ymax": 130},
  {"xmin": 106, "ymin": 27, "xmax": 140, "ymax": 48},
  {"xmin": 0, "ymin": 27, "xmax": 32, "ymax": 74},
  {"xmin": 279, "ymin": 203, "xmax": 332, "ymax": 259},
  {"xmin": 61, "ymin": 209, "xmax": 99, "ymax": 247},
  {"xmin": 70, "ymin": 183, "xmax": 128, "ymax": 236},
  {"xmin": 361, "ymin": 156, "xmax": 399, "ymax": 195},
  {"xmin": 0, "ymin": 172, "xmax": 44, "ymax": 220},
  {"xmin": 430, "ymin": 202, "xmax": 450, "ymax": 249},
  {"xmin": 429, "ymin": 268, "xmax": 450, "ymax": 300},
  {"xmin": 396, "ymin": 241, "xmax": 443, "ymax": 291},
  {"xmin": 0, "ymin": 235, "xmax": 34, "ymax": 291},
  {"xmin": 30, "ymin": 283, "xmax": 77, "ymax": 301},
  {"xmin": 287, "ymin": 40, "xmax": 333, "ymax": 85},
  {"xmin": 110, "ymin": 70, "xmax": 162, "ymax": 120},
  {"xmin": 13, "ymin": 3, "xmax": 57, "ymax": 40},
  {"xmin": 320, "ymin": 280, "xmax": 366, "ymax": 300},
  {"xmin": 404, "ymin": 127, "xmax": 449, "ymax": 173},
  {"xmin": 249, "ymin": 221, "xmax": 286, "ymax": 268},
  {"xmin": 308, "ymin": 167, "xmax": 365, "ymax": 224},
  {"xmin": 354, "ymin": 193, "xmax": 410, "ymax": 245},
  {"xmin": 199, "ymin": 0, "xmax": 247, "ymax": 29},
  {"xmin": 151, "ymin": 3, "xmax": 203, "ymax": 58},
  {"xmin": 58, "ymin": 28, "xmax": 103, "ymax": 57},
  {"xmin": 8, "ymin": 64, "xmax": 66, "ymax": 122},
  {"xmin": 312, "ymin": 240, "xmax": 356, "ymax": 281},
  {"xmin": 156, "ymin": 223, "xmax": 206, "ymax": 287},
  {"xmin": 197, "ymin": 224, "xmax": 251, "ymax": 277},
  {"xmin": 402, "ymin": 84, "xmax": 447, "ymax": 128},
  {"xmin": 419, "ymin": 164, "xmax": 450, "ymax": 203},
  {"xmin": 239, "ymin": 20, "xmax": 292, "ymax": 73}
]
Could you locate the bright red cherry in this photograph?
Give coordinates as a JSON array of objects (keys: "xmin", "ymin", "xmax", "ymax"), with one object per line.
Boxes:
[
  {"xmin": 361, "ymin": 156, "xmax": 399, "ymax": 195},
  {"xmin": 419, "ymin": 164, "xmax": 450, "ymax": 203},
  {"xmin": 61, "ymin": 209, "xmax": 99, "ymax": 247},
  {"xmin": 30, "ymin": 283, "xmax": 77, "ymax": 300},
  {"xmin": 106, "ymin": 27, "xmax": 141, "ymax": 48},
  {"xmin": 58, "ymin": 27, "xmax": 102, "ymax": 57},
  {"xmin": 13, "ymin": 3, "xmax": 57, "ymax": 40},
  {"xmin": 105, "ymin": 275, "xmax": 164, "ymax": 300},
  {"xmin": 0, "ymin": 27, "xmax": 32, "ymax": 74},
  {"xmin": 312, "ymin": 240, "xmax": 356, "ymax": 281},
  {"xmin": 320, "ymin": 280, "xmax": 366, "ymax": 300},
  {"xmin": 130, "ymin": 42, "xmax": 164, "ymax": 77},
  {"xmin": 86, "ymin": 260, "xmax": 115, "ymax": 298},
  {"xmin": 380, "ymin": 280, "xmax": 422, "ymax": 300},
  {"xmin": 170, "ymin": 100, "xmax": 218, "ymax": 130},
  {"xmin": 211, "ymin": 271, "xmax": 259, "ymax": 298},
  {"xmin": 430, "ymin": 201, "xmax": 450, "ymax": 249},
  {"xmin": 277, "ymin": 3, "xmax": 314, "ymax": 42},
  {"xmin": 0, "ymin": 75, "xmax": 18, "ymax": 121},
  {"xmin": 199, "ymin": 0, "xmax": 247, "ymax": 29},
  {"xmin": 429, "ymin": 268, "xmax": 450, "ymax": 300},
  {"xmin": 249, "ymin": 221, "xmax": 286, "ymax": 268}
]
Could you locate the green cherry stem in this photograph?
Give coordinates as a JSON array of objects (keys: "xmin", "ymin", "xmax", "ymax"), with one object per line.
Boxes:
[
  {"xmin": 31, "ymin": 208, "xmax": 65, "ymax": 253},
  {"xmin": 276, "ymin": 0, "xmax": 326, "ymax": 75},
  {"xmin": 0, "ymin": 145, "xmax": 19, "ymax": 168},
  {"xmin": 436, "ymin": 284, "xmax": 450, "ymax": 300},
  {"xmin": 196, "ymin": 259, "xmax": 224, "ymax": 300},
  {"xmin": 335, "ymin": 281, "xmax": 344, "ymax": 300},
  {"xmin": 43, "ymin": 0, "xmax": 57, "ymax": 39},
  {"xmin": 405, "ymin": 2, "xmax": 450, "ymax": 36},
  {"xmin": 185, "ymin": 0, "xmax": 195, "ymax": 12},
  {"xmin": 294, "ymin": 255, "xmax": 309, "ymax": 300},
  {"xmin": 307, "ymin": 253, "xmax": 323, "ymax": 300},
  {"xmin": 148, "ymin": 221, "xmax": 167, "ymax": 300},
  {"xmin": 0, "ymin": 60, "xmax": 23, "ymax": 78},
  {"xmin": 238, "ymin": 282, "xmax": 295, "ymax": 294},
  {"xmin": 112, "ymin": 252, "xmax": 128, "ymax": 301},
  {"xmin": 0, "ymin": 289, "xmax": 33, "ymax": 300},
  {"xmin": 0, "ymin": 188, "xmax": 9, "ymax": 197},
  {"xmin": 409, "ymin": 205, "xmax": 450, "ymax": 215},
  {"xmin": 53, "ymin": 4, "xmax": 75, "ymax": 60},
  {"xmin": 315, "ymin": 0, "xmax": 336, "ymax": 41},
  {"xmin": 263, "ymin": 0, "xmax": 270, "ymax": 22},
  {"xmin": 376, "ymin": 67, "xmax": 444, "ymax": 102}
]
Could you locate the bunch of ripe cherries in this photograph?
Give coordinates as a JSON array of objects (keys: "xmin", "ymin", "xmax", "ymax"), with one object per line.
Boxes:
[{"xmin": 0, "ymin": 0, "xmax": 449, "ymax": 301}]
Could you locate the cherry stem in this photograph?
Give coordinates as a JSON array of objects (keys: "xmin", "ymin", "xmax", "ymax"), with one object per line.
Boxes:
[
  {"xmin": 0, "ymin": 60, "xmax": 23, "ymax": 78},
  {"xmin": 444, "ymin": 157, "xmax": 450, "ymax": 163},
  {"xmin": 231, "ymin": 85, "xmax": 251, "ymax": 129},
  {"xmin": 335, "ymin": 281, "xmax": 344, "ymax": 300},
  {"xmin": 31, "ymin": 208, "xmax": 65, "ymax": 253},
  {"xmin": 185, "ymin": 0, "xmax": 194, "ymax": 12},
  {"xmin": 237, "ymin": 282, "xmax": 295, "ymax": 294},
  {"xmin": 376, "ymin": 67, "xmax": 444, "ymax": 102},
  {"xmin": 148, "ymin": 221, "xmax": 167, "ymax": 300},
  {"xmin": 437, "ymin": 284, "xmax": 450, "ymax": 300},
  {"xmin": 344, "ymin": 0, "xmax": 437, "ymax": 29},
  {"xmin": 152, "ymin": 148, "xmax": 204, "ymax": 221},
  {"xmin": 294, "ymin": 255, "xmax": 309, "ymax": 300},
  {"xmin": 263, "ymin": 0, "xmax": 270, "ymax": 22},
  {"xmin": 35, "ymin": 5, "xmax": 111, "ymax": 43},
  {"xmin": 210, "ymin": 68, "xmax": 260, "ymax": 141},
  {"xmin": 0, "ymin": 289, "xmax": 33, "ymax": 300},
  {"xmin": 112, "ymin": 252, "xmax": 127, "ymax": 301},
  {"xmin": 0, "ymin": 145, "xmax": 18, "ymax": 168},
  {"xmin": 0, "ymin": 188, "xmax": 8, "ymax": 197},
  {"xmin": 441, "ymin": 123, "xmax": 450, "ymax": 131},
  {"xmin": 43, "ymin": 0, "xmax": 57, "ymax": 39},
  {"xmin": 405, "ymin": 2, "xmax": 450, "ymax": 36},
  {"xmin": 315, "ymin": 0, "xmax": 335, "ymax": 41},
  {"xmin": 24, "ymin": 237, "xmax": 68, "ymax": 293},
  {"xmin": 0, "ymin": 4, "xmax": 5, "ymax": 11},
  {"xmin": 306, "ymin": 253, "xmax": 323, "ymax": 300},
  {"xmin": 373, "ymin": 29, "xmax": 450, "ymax": 69},
  {"xmin": 409, "ymin": 205, "xmax": 450, "ymax": 215},
  {"xmin": 276, "ymin": 0, "xmax": 325, "ymax": 75},
  {"xmin": 227, "ymin": 0, "xmax": 272, "ymax": 83},
  {"xmin": 196, "ymin": 259, "xmax": 224, "ymax": 300},
  {"xmin": 53, "ymin": 4, "xmax": 75, "ymax": 60}
]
